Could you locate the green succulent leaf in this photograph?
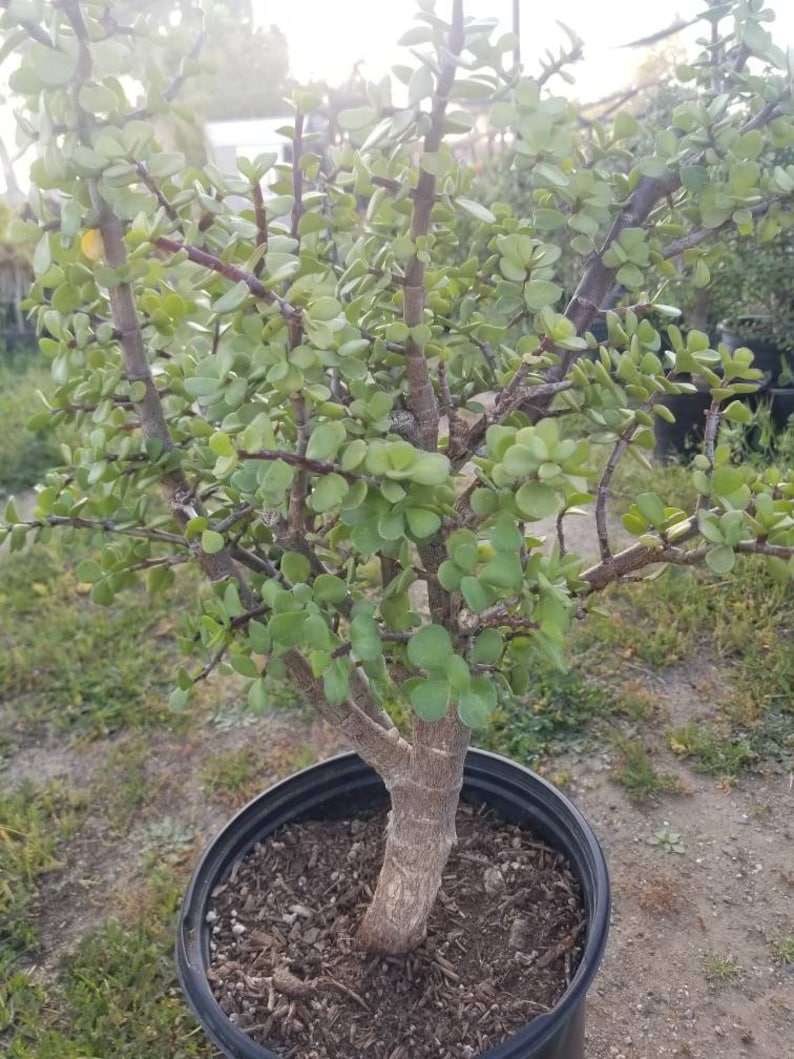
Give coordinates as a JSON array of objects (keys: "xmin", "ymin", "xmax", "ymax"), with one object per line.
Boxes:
[
  {"xmin": 410, "ymin": 680, "xmax": 451, "ymax": 721},
  {"xmin": 407, "ymin": 624, "xmax": 454, "ymax": 671}
]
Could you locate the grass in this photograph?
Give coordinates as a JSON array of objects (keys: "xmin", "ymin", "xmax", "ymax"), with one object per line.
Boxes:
[
  {"xmin": 579, "ymin": 556, "xmax": 794, "ymax": 776},
  {"xmin": 0, "ymin": 533, "xmax": 190, "ymax": 748},
  {"xmin": 0, "ymin": 354, "xmax": 64, "ymax": 500},
  {"xmin": 94, "ymin": 737, "xmax": 155, "ymax": 835},
  {"xmin": 199, "ymin": 740, "xmax": 317, "ymax": 807},
  {"xmin": 476, "ymin": 654, "xmax": 612, "ymax": 765},
  {"xmin": 609, "ymin": 735, "xmax": 683, "ymax": 802},
  {"xmin": 772, "ymin": 936, "xmax": 794, "ymax": 965},
  {"xmin": 0, "ymin": 781, "xmax": 85, "ymax": 961},
  {"xmin": 1, "ymin": 870, "xmax": 214, "ymax": 1059},
  {"xmin": 703, "ymin": 952, "xmax": 742, "ymax": 984}
]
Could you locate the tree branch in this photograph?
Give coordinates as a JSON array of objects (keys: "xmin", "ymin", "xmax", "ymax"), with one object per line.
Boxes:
[
  {"xmin": 153, "ymin": 236, "xmax": 298, "ymax": 318},
  {"xmin": 401, "ymin": 0, "xmax": 465, "ymax": 451}
]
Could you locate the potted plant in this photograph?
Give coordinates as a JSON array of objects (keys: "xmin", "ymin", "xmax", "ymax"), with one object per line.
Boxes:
[
  {"xmin": 4, "ymin": 1, "xmax": 794, "ymax": 1056},
  {"xmin": 712, "ymin": 225, "xmax": 794, "ymax": 382}
]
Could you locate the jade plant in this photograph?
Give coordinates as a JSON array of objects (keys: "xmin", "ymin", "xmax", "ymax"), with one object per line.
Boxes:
[{"xmin": 3, "ymin": 0, "xmax": 794, "ymax": 956}]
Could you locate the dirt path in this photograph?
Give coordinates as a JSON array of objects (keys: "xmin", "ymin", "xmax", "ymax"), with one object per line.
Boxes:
[{"xmin": 568, "ymin": 750, "xmax": 793, "ymax": 1059}]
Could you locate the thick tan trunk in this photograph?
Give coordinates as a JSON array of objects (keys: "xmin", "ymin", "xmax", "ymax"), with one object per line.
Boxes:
[{"xmin": 357, "ymin": 713, "xmax": 470, "ymax": 953}]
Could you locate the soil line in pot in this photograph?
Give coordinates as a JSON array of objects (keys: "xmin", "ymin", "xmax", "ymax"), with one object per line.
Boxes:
[{"xmin": 208, "ymin": 802, "xmax": 584, "ymax": 1059}]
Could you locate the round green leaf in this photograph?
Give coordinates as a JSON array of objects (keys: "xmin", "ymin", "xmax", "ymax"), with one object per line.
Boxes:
[
  {"xmin": 490, "ymin": 516, "xmax": 523, "ymax": 553},
  {"xmin": 472, "ymin": 629, "xmax": 504, "ymax": 665},
  {"xmin": 410, "ymin": 680, "xmax": 451, "ymax": 721},
  {"xmin": 460, "ymin": 576, "xmax": 497, "ymax": 613},
  {"xmin": 515, "ymin": 482, "xmax": 559, "ymax": 520},
  {"xmin": 524, "ymin": 280, "xmax": 562, "ymax": 313},
  {"xmin": 281, "ymin": 551, "xmax": 312, "ymax": 583},
  {"xmin": 480, "ymin": 553, "xmax": 523, "ymax": 590},
  {"xmin": 212, "ymin": 280, "xmax": 250, "ymax": 314},
  {"xmin": 201, "ymin": 530, "xmax": 225, "ymax": 554},
  {"xmin": 306, "ymin": 422, "xmax": 345, "ymax": 461},
  {"xmin": 313, "ymin": 574, "xmax": 348, "ymax": 604},
  {"xmin": 324, "ymin": 657, "xmax": 351, "ymax": 705},
  {"xmin": 248, "ymin": 679, "xmax": 268, "ymax": 713},
  {"xmin": 350, "ymin": 614, "xmax": 383, "ymax": 661},
  {"xmin": 705, "ymin": 545, "xmax": 736, "ymax": 575},
  {"xmin": 457, "ymin": 678, "xmax": 497, "ymax": 728},
  {"xmin": 438, "ymin": 560, "xmax": 465, "ymax": 591},
  {"xmin": 406, "ymin": 507, "xmax": 442, "ymax": 539},
  {"xmin": 310, "ymin": 474, "xmax": 349, "ymax": 513},
  {"xmin": 636, "ymin": 492, "xmax": 665, "ymax": 527},
  {"xmin": 411, "ymin": 453, "xmax": 450, "ymax": 486},
  {"xmin": 407, "ymin": 624, "xmax": 454, "ymax": 670},
  {"xmin": 269, "ymin": 612, "xmax": 307, "ymax": 647}
]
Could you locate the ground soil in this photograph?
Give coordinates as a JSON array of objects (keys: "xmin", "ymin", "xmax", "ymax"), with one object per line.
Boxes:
[
  {"xmin": 7, "ymin": 694, "xmax": 792, "ymax": 1058},
  {"xmin": 564, "ymin": 683, "xmax": 794, "ymax": 1059},
  {"xmin": 208, "ymin": 805, "xmax": 583, "ymax": 1059},
  {"xmin": 3, "ymin": 492, "xmax": 792, "ymax": 1057}
]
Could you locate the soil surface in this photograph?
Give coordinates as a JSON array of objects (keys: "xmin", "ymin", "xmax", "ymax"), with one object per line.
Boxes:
[
  {"xmin": 208, "ymin": 804, "xmax": 584, "ymax": 1059},
  {"xmin": 3, "ymin": 577, "xmax": 792, "ymax": 1059},
  {"xmin": 568, "ymin": 763, "xmax": 794, "ymax": 1059}
]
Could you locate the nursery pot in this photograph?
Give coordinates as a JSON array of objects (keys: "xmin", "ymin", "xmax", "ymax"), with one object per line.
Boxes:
[
  {"xmin": 719, "ymin": 318, "xmax": 789, "ymax": 385},
  {"xmin": 765, "ymin": 387, "xmax": 794, "ymax": 432},
  {"xmin": 654, "ymin": 387, "xmax": 712, "ymax": 458},
  {"xmin": 176, "ymin": 749, "xmax": 610, "ymax": 1059}
]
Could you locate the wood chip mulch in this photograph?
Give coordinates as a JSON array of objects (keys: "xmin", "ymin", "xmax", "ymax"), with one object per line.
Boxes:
[{"xmin": 207, "ymin": 802, "xmax": 584, "ymax": 1058}]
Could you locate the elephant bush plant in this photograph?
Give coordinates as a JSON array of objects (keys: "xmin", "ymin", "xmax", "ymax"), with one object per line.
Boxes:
[{"xmin": 3, "ymin": 0, "xmax": 794, "ymax": 953}]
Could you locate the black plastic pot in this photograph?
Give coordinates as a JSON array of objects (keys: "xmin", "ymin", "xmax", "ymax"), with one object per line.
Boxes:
[
  {"xmin": 177, "ymin": 749, "xmax": 610, "ymax": 1059},
  {"xmin": 654, "ymin": 388, "xmax": 712, "ymax": 459},
  {"xmin": 719, "ymin": 319, "xmax": 790, "ymax": 386},
  {"xmin": 765, "ymin": 387, "xmax": 794, "ymax": 432}
]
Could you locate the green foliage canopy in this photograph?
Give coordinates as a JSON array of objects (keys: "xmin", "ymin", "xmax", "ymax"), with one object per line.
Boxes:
[{"xmin": 2, "ymin": 0, "xmax": 794, "ymax": 750}]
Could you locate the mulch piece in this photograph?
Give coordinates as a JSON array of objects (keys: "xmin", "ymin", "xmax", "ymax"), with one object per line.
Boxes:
[{"xmin": 208, "ymin": 802, "xmax": 584, "ymax": 1058}]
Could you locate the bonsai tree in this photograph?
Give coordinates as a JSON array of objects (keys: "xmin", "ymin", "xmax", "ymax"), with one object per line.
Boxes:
[{"xmin": 4, "ymin": 0, "xmax": 794, "ymax": 956}]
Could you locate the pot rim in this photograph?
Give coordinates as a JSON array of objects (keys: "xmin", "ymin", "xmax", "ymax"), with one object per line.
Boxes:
[{"xmin": 176, "ymin": 747, "xmax": 610, "ymax": 1059}]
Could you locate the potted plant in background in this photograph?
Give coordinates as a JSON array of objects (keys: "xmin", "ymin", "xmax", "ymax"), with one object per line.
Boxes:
[
  {"xmin": 3, "ymin": 0, "xmax": 794, "ymax": 1056},
  {"xmin": 711, "ymin": 224, "xmax": 794, "ymax": 434}
]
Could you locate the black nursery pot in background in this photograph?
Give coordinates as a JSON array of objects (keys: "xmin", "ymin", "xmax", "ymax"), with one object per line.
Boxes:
[
  {"xmin": 719, "ymin": 317, "xmax": 792, "ymax": 385},
  {"xmin": 654, "ymin": 388, "xmax": 712, "ymax": 459},
  {"xmin": 764, "ymin": 387, "xmax": 794, "ymax": 432},
  {"xmin": 176, "ymin": 749, "xmax": 611, "ymax": 1059}
]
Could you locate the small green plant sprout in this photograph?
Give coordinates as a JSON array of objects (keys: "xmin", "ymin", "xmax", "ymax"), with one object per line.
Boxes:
[
  {"xmin": 3, "ymin": 0, "xmax": 794, "ymax": 958},
  {"xmin": 703, "ymin": 952, "xmax": 742, "ymax": 984},
  {"xmin": 772, "ymin": 936, "xmax": 794, "ymax": 965},
  {"xmin": 647, "ymin": 824, "xmax": 685, "ymax": 855}
]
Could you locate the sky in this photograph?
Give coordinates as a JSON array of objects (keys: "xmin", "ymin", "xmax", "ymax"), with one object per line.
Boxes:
[{"xmin": 257, "ymin": 0, "xmax": 794, "ymax": 102}]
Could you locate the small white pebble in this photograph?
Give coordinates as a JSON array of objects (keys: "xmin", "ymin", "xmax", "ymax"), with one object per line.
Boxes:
[
  {"xmin": 205, "ymin": 910, "xmax": 218, "ymax": 924},
  {"xmin": 231, "ymin": 922, "xmax": 246, "ymax": 936}
]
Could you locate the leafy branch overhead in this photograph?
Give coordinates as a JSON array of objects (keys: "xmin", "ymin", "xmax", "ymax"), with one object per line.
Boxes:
[{"xmin": 3, "ymin": 0, "xmax": 794, "ymax": 749}]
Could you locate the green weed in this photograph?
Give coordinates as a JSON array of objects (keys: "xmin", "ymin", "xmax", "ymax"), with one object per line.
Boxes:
[
  {"xmin": 609, "ymin": 735, "xmax": 682, "ymax": 802},
  {"xmin": 1, "ymin": 871, "xmax": 213, "ymax": 1059},
  {"xmin": 0, "ymin": 358, "xmax": 62, "ymax": 500},
  {"xmin": 582, "ymin": 550, "xmax": 794, "ymax": 773},
  {"xmin": 478, "ymin": 655, "xmax": 611, "ymax": 764},
  {"xmin": 668, "ymin": 722, "xmax": 758, "ymax": 778},
  {"xmin": 772, "ymin": 936, "xmax": 794, "ymax": 965},
  {"xmin": 0, "ymin": 534, "xmax": 185, "ymax": 746},
  {"xmin": 199, "ymin": 744, "xmax": 259, "ymax": 801},
  {"xmin": 94, "ymin": 738, "xmax": 153, "ymax": 835},
  {"xmin": 703, "ymin": 952, "xmax": 742, "ymax": 984},
  {"xmin": 0, "ymin": 781, "xmax": 84, "ymax": 960}
]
